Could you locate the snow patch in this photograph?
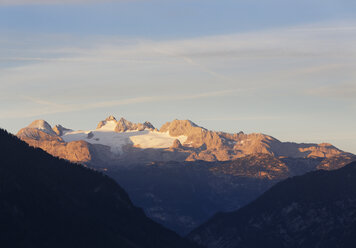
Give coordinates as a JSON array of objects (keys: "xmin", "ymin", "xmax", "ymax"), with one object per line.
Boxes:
[
  {"xmin": 98, "ymin": 120, "xmax": 117, "ymax": 131},
  {"xmin": 130, "ymin": 131, "xmax": 187, "ymax": 149},
  {"xmin": 62, "ymin": 129, "xmax": 187, "ymax": 154}
]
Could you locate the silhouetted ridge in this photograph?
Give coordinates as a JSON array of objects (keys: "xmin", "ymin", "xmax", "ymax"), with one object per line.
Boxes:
[
  {"xmin": 189, "ymin": 161, "xmax": 356, "ymax": 248},
  {"xmin": 0, "ymin": 128, "xmax": 198, "ymax": 248}
]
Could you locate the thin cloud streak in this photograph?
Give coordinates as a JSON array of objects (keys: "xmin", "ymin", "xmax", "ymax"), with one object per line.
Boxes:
[
  {"xmin": 200, "ymin": 116, "xmax": 283, "ymax": 121},
  {"xmin": 0, "ymin": 0, "xmax": 132, "ymax": 5},
  {"xmin": 3, "ymin": 21, "xmax": 355, "ymax": 94},
  {"xmin": 307, "ymin": 83, "xmax": 356, "ymax": 99},
  {"xmin": 153, "ymin": 48, "xmax": 237, "ymax": 84},
  {"xmin": 0, "ymin": 89, "xmax": 244, "ymax": 119},
  {"xmin": 3, "ymin": 21, "xmax": 356, "ymax": 71}
]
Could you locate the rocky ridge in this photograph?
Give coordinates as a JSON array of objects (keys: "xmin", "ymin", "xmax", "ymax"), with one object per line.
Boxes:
[
  {"xmin": 97, "ymin": 115, "xmax": 155, "ymax": 132},
  {"xmin": 17, "ymin": 116, "xmax": 353, "ymax": 166},
  {"xmin": 17, "ymin": 121, "xmax": 91, "ymax": 163}
]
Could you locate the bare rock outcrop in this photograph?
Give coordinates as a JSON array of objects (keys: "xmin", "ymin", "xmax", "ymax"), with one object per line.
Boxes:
[
  {"xmin": 160, "ymin": 120, "xmax": 274, "ymax": 160},
  {"xmin": 170, "ymin": 139, "xmax": 183, "ymax": 149},
  {"xmin": 317, "ymin": 154, "xmax": 356, "ymax": 170},
  {"xmin": 17, "ymin": 126, "xmax": 63, "ymax": 142},
  {"xmin": 159, "ymin": 119, "xmax": 349, "ymax": 162},
  {"xmin": 97, "ymin": 116, "xmax": 155, "ymax": 132},
  {"xmin": 52, "ymin": 124, "xmax": 72, "ymax": 136},
  {"xmin": 17, "ymin": 121, "xmax": 91, "ymax": 163},
  {"xmin": 160, "ymin": 119, "xmax": 224, "ymax": 150},
  {"xmin": 27, "ymin": 120, "xmax": 57, "ymax": 136},
  {"xmin": 209, "ymin": 153, "xmax": 289, "ymax": 180},
  {"xmin": 115, "ymin": 118, "xmax": 155, "ymax": 132}
]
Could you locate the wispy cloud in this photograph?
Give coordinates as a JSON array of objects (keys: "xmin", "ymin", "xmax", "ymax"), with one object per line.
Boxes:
[
  {"xmin": 152, "ymin": 47, "xmax": 237, "ymax": 84},
  {"xmin": 1, "ymin": 21, "xmax": 356, "ymax": 139},
  {"xmin": 21, "ymin": 96, "xmax": 67, "ymax": 108},
  {"xmin": 3, "ymin": 21, "xmax": 356, "ymax": 91},
  {"xmin": 307, "ymin": 83, "xmax": 356, "ymax": 99},
  {"xmin": 3, "ymin": 22, "xmax": 356, "ymax": 67},
  {"xmin": 0, "ymin": 89, "xmax": 243, "ymax": 119},
  {"xmin": 0, "ymin": 0, "xmax": 128, "ymax": 5},
  {"xmin": 200, "ymin": 116, "xmax": 283, "ymax": 121}
]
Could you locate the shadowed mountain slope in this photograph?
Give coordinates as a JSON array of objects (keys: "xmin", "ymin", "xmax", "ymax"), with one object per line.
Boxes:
[
  {"xmin": 189, "ymin": 161, "xmax": 356, "ymax": 248},
  {"xmin": 0, "ymin": 128, "xmax": 198, "ymax": 248}
]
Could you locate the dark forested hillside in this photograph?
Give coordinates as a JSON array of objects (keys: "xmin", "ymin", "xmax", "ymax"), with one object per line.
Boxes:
[
  {"xmin": 0, "ymin": 128, "xmax": 198, "ymax": 248},
  {"xmin": 189, "ymin": 161, "xmax": 356, "ymax": 248}
]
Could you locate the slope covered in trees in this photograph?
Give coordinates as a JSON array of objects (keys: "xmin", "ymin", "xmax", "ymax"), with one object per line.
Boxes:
[
  {"xmin": 189, "ymin": 161, "xmax": 356, "ymax": 248},
  {"xmin": 0, "ymin": 129, "xmax": 198, "ymax": 248}
]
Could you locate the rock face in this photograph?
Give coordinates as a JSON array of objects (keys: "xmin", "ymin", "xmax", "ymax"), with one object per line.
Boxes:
[
  {"xmin": 209, "ymin": 154, "xmax": 289, "ymax": 180},
  {"xmin": 52, "ymin": 124, "xmax": 72, "ymax": 136},
  {"xmin": 317, "ymin": 154, "xmax": 356, "ymax": 170},
  {"xmin": 188, "ymin": 161, "xmax": 356, "ymax": 248},
  {"xmin": 17, "ymin": 122, "xmax": 92, "ymax": 163},
  {"xmin": 97, "ymin": 116, "xmax": 155, "ymax": 132},
  {"xmin": 160, "ymin": 119, "xmax": 349, "ymax": 161},
  {"xmin": 27, "ymin": 119, "xmax": 57, "ymax": 136},
  {"xmin": 115, "ymin": 118, "xmax": 155, "ymax": 132},
  {"xmin": 161, "ymin": 120, "xmax": 223, "ymax": 150},
  {"xmin": 171, "ymin": 139, "xmax": 183, "ymax": 149}
]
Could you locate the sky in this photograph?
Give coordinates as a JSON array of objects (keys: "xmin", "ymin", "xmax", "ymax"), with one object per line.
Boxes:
[{"xmin": 1, "ymin": 0, "xmax": 356, "ymax": 153}]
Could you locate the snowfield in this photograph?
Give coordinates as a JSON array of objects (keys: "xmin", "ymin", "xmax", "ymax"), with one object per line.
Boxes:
[{"xmin": 62, "ymin": 124, "xmax": 187, "ymax": 154}]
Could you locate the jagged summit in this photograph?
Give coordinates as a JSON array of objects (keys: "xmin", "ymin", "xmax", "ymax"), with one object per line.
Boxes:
[
  {"xmin": 27, "ymin": 120, "xmax": 57, "ymax": 136},
  {"xmin": 160, "ymin": 119, "xmax": 204, "ymax": 136},
  {"xmin": 17, "ymin": 120, "xmax": 91, "ymax": 163},
  {"xmin": 53, "ymin": 124, "xmax": 72, "ymax": 136},
  {"xmin": 97, "ymin": 116, "xmax": 155, "ymax": 132},
  {"xmin": 105, "ymin": 115, "xmax": 117, "ymax": 121}
]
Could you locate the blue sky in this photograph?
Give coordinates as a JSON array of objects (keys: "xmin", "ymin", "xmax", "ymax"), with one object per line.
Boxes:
[{"xmin": 1, "ymin": 0, "xmax": 356, "ymax": 153}]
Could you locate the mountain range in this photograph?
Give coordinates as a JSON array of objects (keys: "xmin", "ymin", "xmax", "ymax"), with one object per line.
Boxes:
[
  {"xmin": 17, "ymin": 116, "xmax": 352, "ymax": 166},
  {"xmin": 16, "ymin": 116, "xmax": 356, "ymax": 234}
]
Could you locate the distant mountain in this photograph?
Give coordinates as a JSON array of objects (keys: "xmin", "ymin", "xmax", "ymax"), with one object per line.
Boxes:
[
  {"xmin": 189, "ymin": 161, "xmax": 356, "ymax": 248},
  {"xmin": 0, "ymin": 128, "xmax": 198, "ymax": 248},
  {"xmin": 17, "ymin": 116, "xmax": 353, "ymax": 165},
  {"xmin": 15, "ymin": 116, "xmax": 356, "ymax": 235}
]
